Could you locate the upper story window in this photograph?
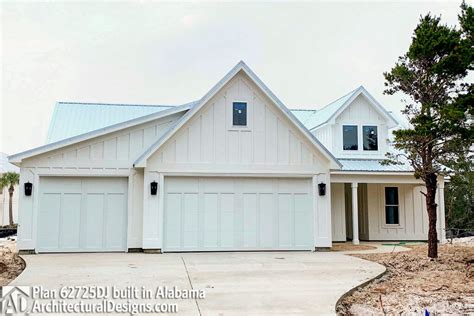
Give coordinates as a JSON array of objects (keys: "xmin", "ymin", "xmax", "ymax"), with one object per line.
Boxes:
[
  {"xmin": 233, "ymin": 102, "xmax": 247, "ymax": 126},
  {"xmin": 385, "ymin": 187, "xmax": 399, "ymax": 225},
  {"xmin": 343, "ymin": 125, "xmax": 358, "ymax": 150},
  {"xmin": 363, "ymin": 126, "xmax": 378, "ymax": 151}
]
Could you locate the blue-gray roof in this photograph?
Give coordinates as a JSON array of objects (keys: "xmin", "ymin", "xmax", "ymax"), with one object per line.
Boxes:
[
  {"xmin": 338, "ymin": 158, "xmax": 413, "ymax": 172},
  {"xmin": 47, "ymin": 102, "xmax": 194, "ymax": 143}
]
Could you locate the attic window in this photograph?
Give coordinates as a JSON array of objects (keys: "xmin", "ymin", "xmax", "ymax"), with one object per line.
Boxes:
[
  {"xmin": 363, "ymin": 126, "xmax": 378, "ymax": 151},
  {"xmin": 233, "ymin": 102, "xmax": 247, "ymax": 126},
  {"xmin": 343, "ymin": 125, "xmax": 358, "ymax": 150}
]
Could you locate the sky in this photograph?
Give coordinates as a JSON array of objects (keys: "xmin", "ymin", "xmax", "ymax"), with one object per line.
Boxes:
[{"xmin": 0, "ymin": 0, "xmax": 467, "ymax": 154}]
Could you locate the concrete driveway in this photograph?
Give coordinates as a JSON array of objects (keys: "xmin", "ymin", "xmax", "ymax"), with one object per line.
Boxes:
[{"xmin": 12, "ymin": 252, "xmax": 384, "ymax": 315}]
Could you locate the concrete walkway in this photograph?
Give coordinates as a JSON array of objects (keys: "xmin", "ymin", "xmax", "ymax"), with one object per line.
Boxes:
[{"xmin": 12, "ymin": 252, "xmax": 385, "ymax": 315}]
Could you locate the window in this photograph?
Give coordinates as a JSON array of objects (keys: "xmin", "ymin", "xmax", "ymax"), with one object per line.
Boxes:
[
  {"xmin": 363, "ymin": 126, "xmax": 378, "ymax": 151},
  {"xmin": 232, "ymin": 102, "xmax": 247, "ymax": 126},
  {"xmin": 343, "ymin": 125, "xmax": 358, "ymax": 150},
  {"xmin": 385, "ymin": 187, "xmax": 399, "ymax": 225}
]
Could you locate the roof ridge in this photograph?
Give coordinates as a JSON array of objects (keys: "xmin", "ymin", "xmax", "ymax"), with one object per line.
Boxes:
[
  {"xmin": 316, "ymin": 86, "xmax": 360, "ymax": 111},
  {"xmin": 56, "ymin": 101, "xmax": 176, "ymax": 108},
  {"xmin": 289, "ymin": 108, "xmax": 317, "ymax": 111}
]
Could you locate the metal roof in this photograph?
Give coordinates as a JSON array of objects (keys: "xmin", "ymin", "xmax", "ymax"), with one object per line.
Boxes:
[
  {"xmin": 47, "ymin": 102, "xmax": 181, "ymax": 143},
  {"xmin": 338, "ymin": 158, "xmax": 414, "ymax": 172}
]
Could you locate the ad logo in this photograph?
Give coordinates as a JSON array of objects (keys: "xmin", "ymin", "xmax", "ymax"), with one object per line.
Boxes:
[{"xmin": 0, "ymin": 286, "xmax": 30, "ymax": 314}]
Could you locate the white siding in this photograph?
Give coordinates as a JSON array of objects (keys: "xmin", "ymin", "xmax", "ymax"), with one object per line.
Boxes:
[
  {"xmin": 366, "ymin": 184, "xmax": 441, "ymax": 241},
  {"xmin": 148, "ymin": 73, "xmax": 330, "ymax": 174},
  {"xmin": 142, "ymin": 71, "xmax": 333, "ymax": 251},
  {"xmin": 16, "ymin": 114, "xmax": 181, "ymax": 251},
  {"xmin": 333, "ymin": 95, "xmax": 388, "ymax": 159},
  {"xmin": 331, "ymin": 183, "xmax": 346, "ymax": 242}
]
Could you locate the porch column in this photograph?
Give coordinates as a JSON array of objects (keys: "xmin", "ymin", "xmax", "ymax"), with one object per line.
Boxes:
[
  {"xmin": 438, "ymin": 179, "xmax": 447, "ymax": 243},
  {"xmin": 351, "ymin": 182, "xmax": 359, "ymax": 245}
]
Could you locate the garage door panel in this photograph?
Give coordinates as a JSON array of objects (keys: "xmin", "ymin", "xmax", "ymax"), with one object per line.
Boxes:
[
  {"xmin": 84, "ymin": 194, "xmax": 105, "ymax": 249},
  {"xmin": 203, "ymin": 194, "xmax": 219, "ymax": 248},
  {"xmin": 59, "ymin": 193, "xmax": 81, "ymax": 249},
  {"xmin": 220, "ymin": 193, "xmax": 235, "ymax": 247},
  {"xmin": 164, "ymin": 177, "xmax": 314, "ymax": 251},
  {"xmin": 278, "ymin": 194, "xmax": 294, "ymax": 247},
  {"xmin": 105, "ymin": 194, "xmax": 126, "ymax": 249},
  {"xmin": 37, "ymin": 177, "xmax": 127, "ymax": 253},
  {"xmin": 259, "ymin": 193, "xmax": 274, "ymax": 248},
  {"xmin": 38, "ymin": 193, "xmax": 61, "ymax": 250},
  {"xmin": 243, "ymin": 194, "xmax": 258, "ymax": 248},
  {"xmin": 183, "ymin": 194, "xmax": 198, "ymax": 248},
  {"xmin": 164, "ymin": 193, "xmax": 182, "ymax": 249},
  {"xmin": 294, "ymin": 194, "xmax": 313, "ymax": 247}
]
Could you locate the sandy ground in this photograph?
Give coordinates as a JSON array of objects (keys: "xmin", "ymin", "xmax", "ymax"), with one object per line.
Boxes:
[
  {"xmin": 337, "ymin": 238, "xmax": 474, "ymax": 315},
  {"xmin": 0, "ymin": 237, "xmax": 25, "ymax": 286},
  {"xmin": 331, "ymin": 243, "xmax": 377, "ymax": 252}
]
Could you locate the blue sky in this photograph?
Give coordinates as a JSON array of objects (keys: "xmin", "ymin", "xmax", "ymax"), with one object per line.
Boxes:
[{"xmin": 1, "ymin": 1, "xmax": 466, "ymax": 154}]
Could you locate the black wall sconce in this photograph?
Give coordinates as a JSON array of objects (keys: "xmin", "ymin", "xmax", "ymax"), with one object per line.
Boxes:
[
  {"xmin": 318, "ymin": 182, "xmax": 326, "ymax": 196},
  {"xmin": 24, "ymin": 182, "xmax": 33, "ymax": 196},
  {"xmin": 150, "ymin": 181, "xmax": 158, "ymax": 196}
]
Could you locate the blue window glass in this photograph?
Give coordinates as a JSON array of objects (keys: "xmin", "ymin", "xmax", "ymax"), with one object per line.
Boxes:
[
  {"xmin": 343, "ymin": 125, "xmax": 358, "ymax": 150},
  {"xmin": 363, "ymin": 126, "xmax": 378, "ymax": 151},
  {"xmin": 385, "ymin": 187, "xmax": 399, "ymax": 224},
  {"xmin": 233, "ymin": 102, "xmax": 247, "ymax": 126}
]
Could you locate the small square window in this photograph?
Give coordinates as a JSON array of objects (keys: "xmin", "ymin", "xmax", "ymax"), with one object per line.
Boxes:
[
  {"xmin": 363, "ymin": 126, "xmax": 378, "ymax": 151},
  {"xmin": 233, "ymin": 102, "xmax": 247, "ymax": 126},
  {"xmin": 385, "ymin": 187, "xmax": 399, "ymax": 225},
  {"xmin": 343, "ymin": 125, "xmax": 358, "ymax": 150}
]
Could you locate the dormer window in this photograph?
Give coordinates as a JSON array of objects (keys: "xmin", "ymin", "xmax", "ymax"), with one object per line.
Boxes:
[
  {"xmin": 343, "ymin": 125, "xmax": 358, "ymax": 150},
  {"xmin": 233, "ymin": 102, "xmax": 247, "ymax": 126},
  {"xmin": 363, "ymin": 126, "xmax": 378, "ymax": 151}
]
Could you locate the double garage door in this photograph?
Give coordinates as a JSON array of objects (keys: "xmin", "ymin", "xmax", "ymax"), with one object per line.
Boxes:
[
  {"xmin": 164, "ymin": 177, "xmax": 314, "ymax": 251},
  {"xmin": 37, "ymin": 177, "xmax": 128, "ymax": 253}
]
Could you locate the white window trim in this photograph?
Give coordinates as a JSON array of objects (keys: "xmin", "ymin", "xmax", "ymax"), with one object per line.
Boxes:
[
  {"xmin": 342, "ymin": 124, "xmax": 359, "ymax": 151},
  {"xmin": 362, "ymin": 125, "xmax": 379, "ymax": 151},
  {"xmin": 341, "ymin": 124, "xmax": 382, "ymax": 154},
  {"xmin": 228, "ymin": 100, "xmax": 252, "ymax": 131},
  {"xmin": 381, "ymin": 185, "xmax": 403, "ymax": 228}
]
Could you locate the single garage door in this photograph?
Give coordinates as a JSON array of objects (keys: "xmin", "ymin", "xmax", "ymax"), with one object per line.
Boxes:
[
  {"xmin": 37, "ymin": 177, "xmax": 128, "ymax": 253},
  {"xmin": 164, "ymin": 177, "xmax": 314, "ymax": 252}
]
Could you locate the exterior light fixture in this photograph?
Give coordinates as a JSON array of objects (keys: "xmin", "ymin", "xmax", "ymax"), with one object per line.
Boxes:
[
  {"xmin": 24, "ymin": 182, "xmax": 33, "ymax": 196},
  {"xmin": 150, "ymin": 181, "xmax": 158, "ymax": 196},
  {"xmin": 318, "ymin": 182, "xmax": 326, "ymax": 196}
]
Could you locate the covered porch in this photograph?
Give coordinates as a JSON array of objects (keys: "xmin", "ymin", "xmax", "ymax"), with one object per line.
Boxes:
[{"xmin": 330, "ymin": 172, "xmax": 446, "ymax": 244}]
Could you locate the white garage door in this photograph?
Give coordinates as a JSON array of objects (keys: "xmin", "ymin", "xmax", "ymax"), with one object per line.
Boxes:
[
  {"xmin": 37, "ymin": 177, "xmax": 128, "ymax": 253},
  {"xmin": 164, "ymin": 177, "xmax": 314, "ymax": 252}
]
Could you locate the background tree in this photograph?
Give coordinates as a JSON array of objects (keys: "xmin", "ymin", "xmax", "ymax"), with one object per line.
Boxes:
[
  {"xmin": 0, "ymin": 172, "xmax": 20, "ymax": 227},
  {"xmin": 445, "ymin": 155, "xmax": 474, "ymax": 233},
  {"xmin": 383, "ymin": 2, "xmax": 473, "ymax": 258}
]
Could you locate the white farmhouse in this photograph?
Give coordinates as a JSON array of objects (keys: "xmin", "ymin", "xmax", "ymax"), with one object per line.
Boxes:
[{"xmin": 9, "ymin": 62, "xmax": 446, "ymax": 253}]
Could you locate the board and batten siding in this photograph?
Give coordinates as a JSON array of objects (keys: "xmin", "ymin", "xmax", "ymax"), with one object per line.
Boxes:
[
  {"xmin": 142, "ymin": 71, "xmax": 333, "ymax": 250},
  {"xmin": 311, "ymin": 94, "xmax": 390, "ymax": 160},
  {"xmin": 331, "ymin": 183, "xmax": 441, "ymax": 241},
  {"xmin": 17, "ymin": 113, "xmax": 181, "ymax": 251},
  {"xmin": 147, "ymin": 73, "xmax": 331, "ymax": 174},
  {"xmin": 331, "ymin": 183, "xmax": 346, "ymax": 242},
  {"xmin": 367, "ymin": 183, "xmax": 442, "ymax": 240}
]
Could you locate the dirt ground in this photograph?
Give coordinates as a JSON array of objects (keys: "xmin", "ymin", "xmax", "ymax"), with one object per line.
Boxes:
[
  {"xmin": 0, "ymin": 239, "xmax": 25, "ymax": 286},
  {"xmin": 331, "ymin": 243, "xmax": 377, "ymax": 252},
  {"xmin": 337, "ymin": 239, "xmax": 474, "ymax": 315}
]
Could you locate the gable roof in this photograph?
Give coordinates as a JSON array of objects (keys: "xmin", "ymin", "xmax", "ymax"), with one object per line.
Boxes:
[
  {"xmin": 304, "ymin": 86, "xmax": 398, "ymax": 130},
  {"xmin": 47, "ymin": 102, "xmax": 181, "ymax": 143},
  {"xmin": 9, "ymin": 103, "xmax": 194, "ymax": 164},
  {"xmin": 133, "ymin": 61, "xmax": 342, "ymax": 169}
]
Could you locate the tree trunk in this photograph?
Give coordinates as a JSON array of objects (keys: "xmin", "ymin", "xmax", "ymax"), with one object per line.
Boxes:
[
  {"xmin": 8, "ymin": 185, "xmax": 14, "ymax": 227},
  {"xmin": 425, "ymin": 174, "xmax": 438, "ymax": 258}
]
